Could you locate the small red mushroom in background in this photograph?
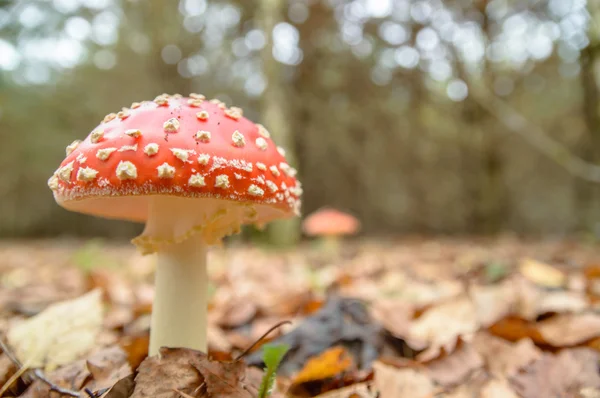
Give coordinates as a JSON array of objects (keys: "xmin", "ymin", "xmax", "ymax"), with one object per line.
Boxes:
[
  {"xmin": 302, "ymin": 207, "xmax": 360, "ymax": 253},
  {"xmin": 48, "ymin": 93, "xmax": 302, "ymax": 356}
]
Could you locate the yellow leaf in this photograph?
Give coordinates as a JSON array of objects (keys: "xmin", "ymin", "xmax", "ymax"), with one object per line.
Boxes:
[
  {"xmin": 519, "ymin": 258, "xmax": 565, "ymax": 288},
  {"xmin": 292, "ymin": 346, "xmax": 353, "ymax": 385},
  {"xmin": 8, "ymin": 289, "xmax": 104, "ymax": 371}
]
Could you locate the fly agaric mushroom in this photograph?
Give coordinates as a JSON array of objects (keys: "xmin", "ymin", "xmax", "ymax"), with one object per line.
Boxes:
[
  {"xmin": 48, "ymin": 94, "xmax": 301, "ymax": 356},
  {"xmin": 302, "ymin": 207, "xmax": 360, "ymax": 253}
]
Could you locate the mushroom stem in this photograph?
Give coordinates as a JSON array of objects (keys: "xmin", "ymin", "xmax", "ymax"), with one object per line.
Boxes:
[{"xmin": 149, "ymin": 234, "xmax": 208, "ymax": 356}]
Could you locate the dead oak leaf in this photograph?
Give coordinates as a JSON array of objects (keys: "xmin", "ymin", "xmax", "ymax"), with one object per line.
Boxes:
[
  {"xmin": 472, "ymin": 332, "xmax": 541, "ymax": 378},
  {"xmin": 487, "ymin": 316, "xmax": 545, "ymax": 344},
  {"xmin": 193, "ymin": 358, "xmax": 258, "ymax": 397},
  {"xmin": 22, "ymin": 346, "xmax": 131, "ymax": 398},
  {"xmin": 424, "ymin": 343, "xmax": 483, "ymax": 387},
  {"xmin": 369, "ymin": 299, "xmax": 414, "ymax": 341},
  {"xmin": 511, "ymin": 348, "xmax": 600, "ymax": 398},
  {"xmin": 7, "ymin": 289, "xmax": 103, "ymax": 371},
  {"xmin": 208, "ymin": 295, "xmax": 257, "ymax": 329},
  {"xmin": 291, "ymin": 346, "xmax": 354, "ymax": 386},
  {"xmin": 409, "ymin": 296, "xmax": 478, "ymax": 356},
  {"xmin": 84, "ymin": 346, "xmax": 133, "ymax": 393},
  {"xmin": 538, "ymin": 313, "xmax": 600, "ymax": 346},
  {"xmin": 132, "ymin": 347, "xmax": 258, "ymax": 398},
  {"xmin": 480, "ymin": 379, "xmax": 519, "ymax": 398},
  {"xmin": 519, "ymin": 258, "xmax": 565, "ymax": 288},
  {"xmin": 470, "ymin": 282, "xmax": 515, "ymax": 328},
  {"xmin": 131, "ymin": 348, "xmax": 205, "ymax": 398},
  {"xmin": 373, "ymin": 361, "xmax": 435, "ymax": 398},
  {"xmin": 313, "ymin": 382, "xmax": 376, "ymax": 398}
]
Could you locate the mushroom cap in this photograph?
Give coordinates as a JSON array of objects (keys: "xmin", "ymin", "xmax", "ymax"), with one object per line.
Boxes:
[
  {"xmin": 302, "ymin": 207, "xmax": 360, "ymax": 237},
  {"xmin": 48, "ymin": 94, "xmax": 301, "ymax": 248}
]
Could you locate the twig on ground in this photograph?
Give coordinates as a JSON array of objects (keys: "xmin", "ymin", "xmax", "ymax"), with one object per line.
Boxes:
[
  {"xmin": 235, "ymin": 320, "xmax": 292, "ymax": 362},
  {"xmin": 0, "ymin": 337, "xmax": 85, "ymax": 397}
]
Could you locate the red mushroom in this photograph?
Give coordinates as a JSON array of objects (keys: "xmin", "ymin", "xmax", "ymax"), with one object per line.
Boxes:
[
  {"xmin": 302, "ymin": 207, "xmax": 360, "ymax": 253},
  {"xmin": 48, "ymin": 93, "xmax": 302, "ymax": 355}
]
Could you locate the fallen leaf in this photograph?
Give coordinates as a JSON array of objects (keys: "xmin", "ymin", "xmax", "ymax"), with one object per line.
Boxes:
[
  {"xmin": 472, "ymin": 333, "xmax": 541, "ymax": 378},
  {"xmin": 0, "ymin": 353, "xmax": 17, "ymax": 390},
  {"xmin": 131, "ymin": 347, "xmax": 258, "ymax": 398},
  {"xmin": 131, "ymin": 348, "xmax": 206, "ymax": 398},
  {"xmin": 369, "ymin": 299, "xmax": 413, "ymax": 341},
  {"xmin": 292, "ymin": 346, "xmax": 354, "ymax": 386},
  {"xmin": 409, "ymin": 296, "xmax": 478, "ymax": 356},
  {"xmin": 22, "ymin": 346, "xmax": 131, "ymax": 398},
  {"xmin": 246, "ymin": 297, "xmax": 383, "ymax": 376},
  {"xmin": 8, "ymin": 289, "xmax": 103, "ymax": 371},
  {"xmin": 424, "ymin": 343, "xmax": 483, "ymax": 387},
  {"xmin": 535, "ymin": 290, "xmax": 588, "ymax": 315},
  {"xmin": 85, "ymin": 346, "xmax": 133, "ymax": 393},
  {"xmin": 580, "ymin": 387, "xmax": 600, "ymax": 398},
  {"xmin": 470, "ymin": 282, "xmax": 515, "ymax": 328},
  {"xmin": 103, "ymin": 374, "xmax": 135, "ymax": 398},
  {"xmin": 313, "ymin": 382, "xmax": 376, "ymax": 397},
  {"xmin": 120, "ymin": 334, "xmax": 149, "ymax": 370},
  {"xmin": 209, "ymin": 296, "xmax": 257, "ymax": 328},
  {"xmin": 194, "ymin": 358, "xmax": 258, "ymax": 397},
  {"xmin": 373, "ymin": 362, "xmax": 435, "ymax": 398},
  {"xmin": 511, "ymin": 348, "xmax": 600, "ymax": 398},
  {"xmin": 487, "ymin": 316, "xmax": 544, "ymax": 344},
  {"xmin": 480, "ymin": 379, "xmax": 519, "ymax": 398},
  {"xmin": 519, "ymin": 258, "xmax": 565, "ymax": 288},
  {"xmin": 538, "ymin": 313, "xmax": 600, "ymax": 346}
]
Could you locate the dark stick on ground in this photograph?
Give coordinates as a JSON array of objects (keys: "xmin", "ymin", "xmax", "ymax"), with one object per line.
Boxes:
[
  {"xmin": 235, "ymin": 320, "xmax": 292, "ymax": 362},
  {"xmin": 0, "ymin": 337, "xmax": 102, "ymax": 397}
]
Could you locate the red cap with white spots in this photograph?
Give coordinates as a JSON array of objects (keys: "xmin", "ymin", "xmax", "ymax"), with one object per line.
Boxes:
[{"xmin": 48, "ymin": 93, "xmax": 302, "ymax": 253}]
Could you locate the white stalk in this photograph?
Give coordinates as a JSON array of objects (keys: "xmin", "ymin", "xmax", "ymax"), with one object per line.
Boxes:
[{"xmin": 149, "ymin": 234, "xmax": 208, "ymax": 356}]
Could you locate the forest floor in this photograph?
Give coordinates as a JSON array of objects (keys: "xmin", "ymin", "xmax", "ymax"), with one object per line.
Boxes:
[{"xmin": 0, "ymin": 236, "xmax": 600, "ymax": 397}]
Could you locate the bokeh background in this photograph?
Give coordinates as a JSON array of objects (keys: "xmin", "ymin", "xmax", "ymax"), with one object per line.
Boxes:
[{"xmin": 1, "ymin": 0, "xmax": 599, "ymax": 242}]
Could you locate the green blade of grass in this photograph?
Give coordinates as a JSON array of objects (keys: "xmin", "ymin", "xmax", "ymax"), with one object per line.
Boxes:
[{"xmin": 258, "ymin": 343, "xmax": 289, "ymax": 398}]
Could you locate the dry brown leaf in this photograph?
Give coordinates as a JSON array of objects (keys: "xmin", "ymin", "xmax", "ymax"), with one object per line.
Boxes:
[
  {"xmin": 369, "ymin": 299, "xmax": 413, "ymax": 340},
  {"xmin": 538, "ymin": 313, "xmax": 600, "ymax": 346},
  {"xmin": 22, "ymin": 346, "xmax": 131, "ymax": 398},
  {"xmin": 194, "ymin": 356, "xmax": 259, "ymax": 397},
  {"xmin": 511, "ymin": 275, "xmax": 542, "ymax": 320},
  {"xmin": 536, "ymin": 290, "xmax": 588, "ymax": 315},
  {"xmin": 373, "ymin": 361, "xmax": 435, "ymax": 398},
  {"xmin": 480, "ymin": 379, "xmax": 519, "ymax": 398},
  {"xmin": 207, "ymin": 324, "xmax": 233, "ymax": 352},
  {"xmin": 488, "ymin": 316, "xmax": 545, "ymax": 343},
  {"xmin": 441, "ymin": 371, "xmax": 490, "ymax": 398},
  {"xmin": 581, "ymin": 387, "xmax": 600, "ymax": 398},
  {"xmin": 511, "ymin": 348, "xmax": 600, "ymax": 398},
  {"xmin": 470, "ymin": 282, "xmax": 515, "ymax": 328},
  {"xmin": 313, "ymin": 382, "xmax": 376, "ymax": 398},
  {"xmin": 84, "ymin": 346, "xmax": 133, "ymax": 393},
  {"xmin": 472, "ymin": 332, "xmax": 541, "ymax": 378},
  {"xmin": 292, "ymin": 346, "xmax": 354, "ymax": 386},
  {"xmin": 209, "ymin": 297, "xmax": 257, "ymax": 328},
  {"xmin": 8, "ymin": 289, "xmax": 103, "ymax": 371},
  {"xmin": 409, "ymin": 296, "xmax": 478, "ymax": 354},
  {"xmin": 519, "ymin": 258, "xmax": 565, "ymax": 288},
  {"xmin": 424, "ymin": 343, "xmax": 483, "ymax": 387},
  {"xmin": 132, "ymin": 347, "xmax": 258, "ymax": 398},
  {"xmin": 102, "ymin": 374, "xmax": 136, "ymax": 398},
  {"xmin": 0, "ymin": 353, "xmax": 17, "ymax": 390}
]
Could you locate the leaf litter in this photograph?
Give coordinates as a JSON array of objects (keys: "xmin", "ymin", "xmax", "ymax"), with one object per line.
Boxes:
[{"xmin": 1, "ymin": 237, "xmax": 600, "ymax": 396}]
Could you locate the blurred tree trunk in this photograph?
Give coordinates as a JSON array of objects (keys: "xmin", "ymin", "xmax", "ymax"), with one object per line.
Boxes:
[
  {"xmin": 578, "ymin": 42, "xmax": 600, "ymax": 232},
  {"xmin": 259, "ymin": 0, "xmax": 301, "ymax": 246},
  {"xmin": 576, "ymin": 0, "xmax": 600, "ymax": 233}
]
